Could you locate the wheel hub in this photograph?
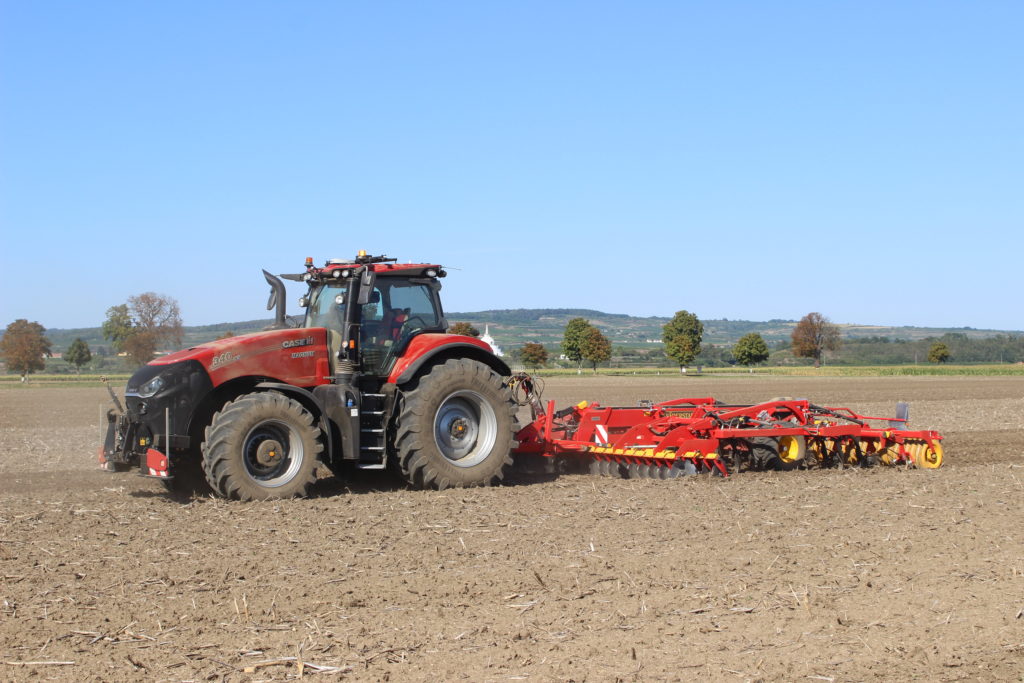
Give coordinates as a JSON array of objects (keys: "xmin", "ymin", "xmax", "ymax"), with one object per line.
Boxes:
[
  {"xmin": 449, "ymin": 417, "xmax": 469, "ymax": 441},
  {"xmin": 255, "ymin": 440, "xmax": 283, "ymax": 466}
]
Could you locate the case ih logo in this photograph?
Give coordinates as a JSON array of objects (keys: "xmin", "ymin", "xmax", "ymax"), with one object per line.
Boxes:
[
  {"xmin": 282, "ymin": 336, "xmax": 314, "ymax": 349},
  {"xmin": 211, "ymin": 352, "xmax": 240, "ymax": 369}
]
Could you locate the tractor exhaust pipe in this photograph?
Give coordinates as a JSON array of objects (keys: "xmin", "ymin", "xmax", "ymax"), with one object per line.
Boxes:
[{"xmin": 262, "ymin": 269, "xmax": 288, "ymax": 329}]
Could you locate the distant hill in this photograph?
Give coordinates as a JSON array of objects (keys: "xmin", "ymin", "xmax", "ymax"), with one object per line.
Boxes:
[
  {"xmin": 35, "ymin": 308, "xmax": 1021, "ymax": 355},
  {"xmin": 445, "ymin": 309, "xmax": 1019, "ymax": 348}
]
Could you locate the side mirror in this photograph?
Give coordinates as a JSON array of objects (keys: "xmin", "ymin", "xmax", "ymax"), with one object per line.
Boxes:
[{"xmin": 356, "ymin": 269, "xmax": 377, "ymax": 305}]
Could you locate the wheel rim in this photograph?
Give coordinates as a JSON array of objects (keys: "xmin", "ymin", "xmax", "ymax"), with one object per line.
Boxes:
[
  {"xmin": 778, "ymin": 436, "xmax": 802, "ymax": 464},
  {"xmin": 433, "ymin": 390, "xmax": 498, "ymax": 468},
  {"xmin": 242, "ymin": 419, "xmax": 304, "ymax": 487},
  {"xmin": 911, "ymin": 439, "xmax": 943, "ymax": 469}
]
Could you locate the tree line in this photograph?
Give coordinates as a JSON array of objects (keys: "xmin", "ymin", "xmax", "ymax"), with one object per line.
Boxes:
[
  {"xmin": 1, "ymin": 292, "xmax": 182, "ymax": 379},
  {"xmin": 4, "ymin": 302, "xmax": 1020, "ymax": 379},
  {"xmin": 470, "ymin": 310, "xmax": 995, "ymax": 371}
]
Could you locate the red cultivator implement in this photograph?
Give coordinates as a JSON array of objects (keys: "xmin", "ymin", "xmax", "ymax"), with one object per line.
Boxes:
[{"xmin": 509, "ymin": 375, "xmax": 944, "ymax": 478}]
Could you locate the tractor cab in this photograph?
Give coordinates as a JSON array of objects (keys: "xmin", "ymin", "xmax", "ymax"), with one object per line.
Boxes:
[{"xmin": 296, "ymin": 252, "xmax": 448, "ymax": 376}]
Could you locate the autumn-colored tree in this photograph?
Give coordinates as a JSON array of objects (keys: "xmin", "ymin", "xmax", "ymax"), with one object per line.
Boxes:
[
  {"xmin": 0, "ymin": 319, "xmax": 52, "ymax": 380},
  {"xmin": 662, "ymin": 310, "xmax": 703, "ymax": 371},
  {"xmin": 791, "ymin": 312, "xmax": 841, "ymax": 367},
  {"xmin": 561, "ymin": 317, "xmax": 591, "ymax": 371},
  {"xmin": 579, "ymin": 326, "xmax": 611, "ymax": 372},
  {"xmin": 448, "ymin": 322, "xmax": 480, "ymax": 337},
  {"xmin": 64, "ymin": 338, "xmax": 92, "ymax": 374},
  {"xmin": 732, "ymin": 332, "xmax": 769, "ymax": 367},
  {"xmin": 102, "ymin": 293, "xmax": 184, "ymax": 366},
  {"xmin": 216, "ymin": 330, "xmax": 237, "ymax": 340},
  {"xmin": 519, "ymin": 342, "xmax": 548, "ymax": 369},
  {"xmin": 928, "ymin": 341, "xmax": 951, "ymax": 364}
]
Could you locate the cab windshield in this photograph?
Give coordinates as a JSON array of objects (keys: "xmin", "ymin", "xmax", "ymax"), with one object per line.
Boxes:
[
  {"xmin": 303, "ymin": 279, "xmax": 441, "ymax": 335},
  {"xmin": 303, "ymin": 283, "xmax": 348, "ymax": 330}
]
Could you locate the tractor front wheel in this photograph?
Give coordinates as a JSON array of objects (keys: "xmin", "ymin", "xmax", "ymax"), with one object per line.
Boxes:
[
  {"xmin": 202, "ymin": 392, "xmax": 323, "ymax": 500},
  {"xmin": 395, "ymin": 359, "xmax": 516, "ymax": 489}
]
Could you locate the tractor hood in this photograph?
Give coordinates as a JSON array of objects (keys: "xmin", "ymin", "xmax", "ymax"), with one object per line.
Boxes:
[{"xmin": 148, "ymin": 327, "xmax": 331, "ymax": 389}]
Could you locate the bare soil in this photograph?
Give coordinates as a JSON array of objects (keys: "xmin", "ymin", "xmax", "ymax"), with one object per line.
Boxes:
[{"xmin": 1, "ymin": 376, "xmax": 1022, "ymax": 681}]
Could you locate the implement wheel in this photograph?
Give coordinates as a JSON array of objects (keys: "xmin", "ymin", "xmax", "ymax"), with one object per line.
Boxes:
[
  {"xmin": 909, "ymin": 439, "xmax": 944, "ymax": 469},
  {"xmin": 202, "ymin": 392, "xmax": 323, "ymax": 500},
  {"xmin": 774, "ymin": 434, "xmax": 807, "ymax": 471},
  {"xmin": 395, "ymin": 359, "xmax": 516, "ymax": 490},
  {"xmin": 749, "ymin": 435, "xmax": 807, "ymax": 471}
]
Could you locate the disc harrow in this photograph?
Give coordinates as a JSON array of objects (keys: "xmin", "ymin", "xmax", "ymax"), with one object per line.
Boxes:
[{"xmin": 508, "ymin": 375, "xmax": 943, "ymax": 477}]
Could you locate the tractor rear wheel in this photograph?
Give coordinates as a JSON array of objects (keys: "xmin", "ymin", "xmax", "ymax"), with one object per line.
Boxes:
[
  {"xmin": 395, "ymin": 358, "xmax": 516, "ymax": 490},
  {"xmin": 202, "ymin": 392, "xmax": 323, "ymax": 500}
]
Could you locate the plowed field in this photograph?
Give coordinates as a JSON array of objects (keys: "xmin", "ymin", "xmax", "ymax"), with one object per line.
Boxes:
[{"xmin": 1, "ymin": 376, "xmax": 1022, "ymax": 681}]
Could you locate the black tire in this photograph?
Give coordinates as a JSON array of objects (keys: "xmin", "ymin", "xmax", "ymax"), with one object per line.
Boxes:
[
  {"xmin": 748, "ymin": 437, "xmax": 776, "ymax": 470},
  {"xmin": 202, "ymin": 392, "xmax": 323, "ymax": 500},
  {"xmin": 394, "ymin": 358, "xmax": 516, "ymax": 490}
]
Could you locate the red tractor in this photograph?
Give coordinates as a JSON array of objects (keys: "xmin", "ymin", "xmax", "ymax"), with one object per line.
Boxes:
[{"xmin": 100, "ymin": 251, "xmax": 517, "ymax": 499}]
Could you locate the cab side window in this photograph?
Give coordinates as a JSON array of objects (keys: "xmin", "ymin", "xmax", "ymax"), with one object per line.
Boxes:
[{"xmin": 387, "ymin": 284, "xmax": 440, "ymax": 328}]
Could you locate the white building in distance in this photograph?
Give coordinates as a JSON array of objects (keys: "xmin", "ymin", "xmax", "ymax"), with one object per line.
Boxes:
[{"xmin": 480, "ymin": 325, "xmax": 503, "ymax": 357}]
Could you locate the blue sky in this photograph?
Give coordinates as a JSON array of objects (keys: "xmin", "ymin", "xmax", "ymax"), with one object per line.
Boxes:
[{"xmin": 2, "ymin": 1, "xmax": 1021, "ymax": 333}]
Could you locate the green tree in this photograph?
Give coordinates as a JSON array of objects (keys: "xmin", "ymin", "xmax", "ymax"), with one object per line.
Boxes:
[
  {"xmin": 561, "ymin": 317, "xmax": 591, "ymax": 371},
  {"xmin": 101, "ymin": 304, "xmax": 135, "ymax": 353},
  {"xmin": 448, "ymin": 321, "xmax": 480, "ymax": 337},
  {"xmin": 732, "ymin": 332, "xmax": 769, "ymax": 368},
  {"xmin": 519, "ymin": 342, "xmax": 548, "ymax": 369},
  {"xmin": 0, "ymin": 319, "xmax": 52, "ymax": 380},
  {"xmin": 579, "ymin": 326, "xmax": 611, "ymax": 372},
  {"xmin": 928, "ymin": 341, "xmax": 951, "ymax": 364},
  {"xmin": 662, "ymin": 310, "xmax": 703, "ymax": 371},
  {"xmin": 64, "ymin": 338, "xmax": 92, "ymax": 374},
  {"xmin": 102, "ymin": 293, "xmax": 184, "ymax": 366},
  {"xmin": 791, "ymin": 312, "xmax": 841, "ymax": 368}
]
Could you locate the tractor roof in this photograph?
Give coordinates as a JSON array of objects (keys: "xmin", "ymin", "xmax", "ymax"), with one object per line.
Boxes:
[{"xmin": 305, "ymin": 252, "xmax": 445, "ymax": 279}]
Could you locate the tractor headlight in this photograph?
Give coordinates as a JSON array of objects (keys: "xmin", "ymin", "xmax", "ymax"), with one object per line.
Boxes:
[
  {"xmin": 137, "ymin": 374, "xmax": 167, "ymax": 398},
  {"xmin": 425, "ymin": 268, "xmax": 438, "ymax": 278},
  {"xmin": 331, "ymin": 269, "xmax": 342, "ymax": 278},
  {"xmin": 340, "ymin": 268, "xmax": 351, "ymax": 278}
]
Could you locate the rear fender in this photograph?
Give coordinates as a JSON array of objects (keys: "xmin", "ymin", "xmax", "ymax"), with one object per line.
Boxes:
[{"xmin": 390, "ymin": 339, "xmax": 511, "ymax": 386}]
